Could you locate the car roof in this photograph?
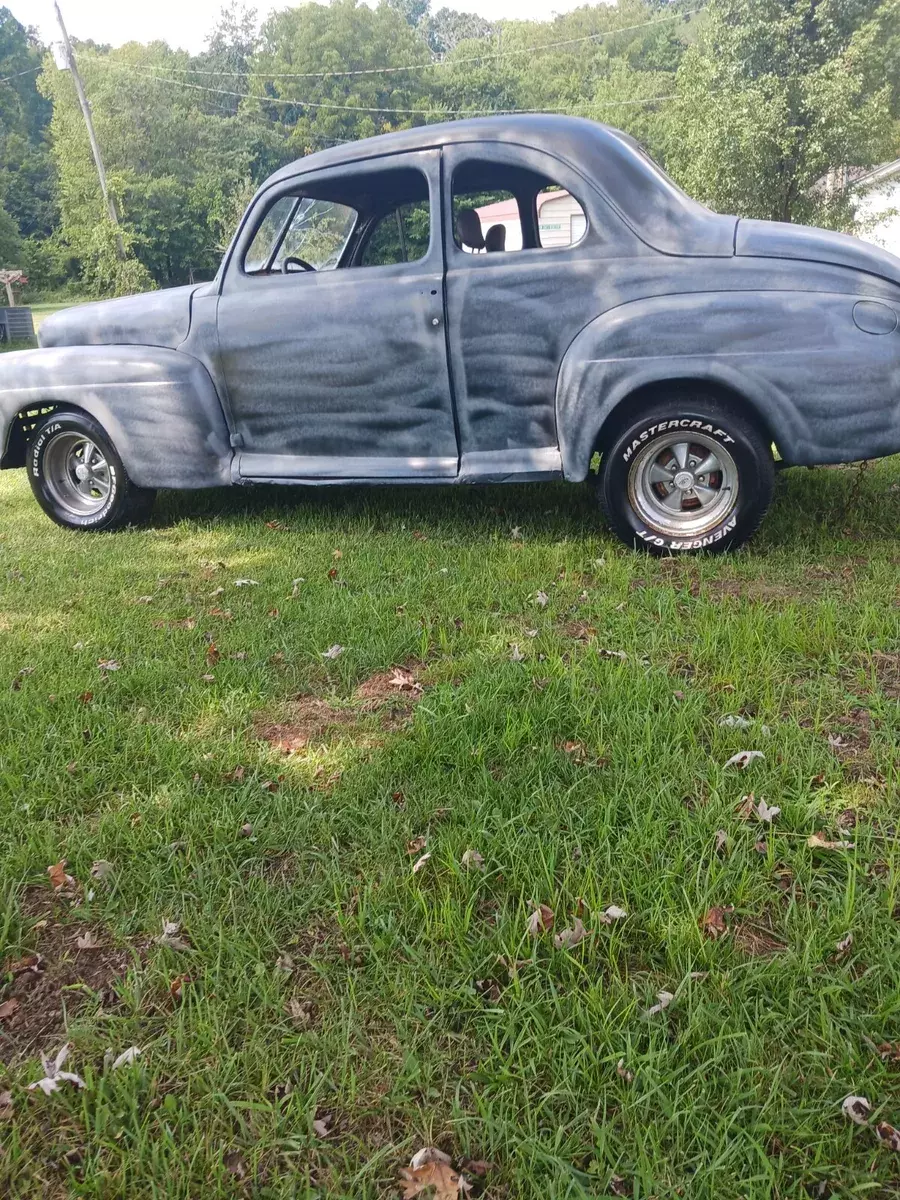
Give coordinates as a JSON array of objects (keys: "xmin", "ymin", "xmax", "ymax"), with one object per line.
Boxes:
[{"xmin": 267, "ymin": 114, "xmax": 618, "ymax": 183}]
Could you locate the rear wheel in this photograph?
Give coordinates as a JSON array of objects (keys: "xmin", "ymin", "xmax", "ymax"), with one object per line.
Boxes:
[
  {"xmin": 595, "ymin": 392, "xmax": 775, "ymax": 554},
  {"xmin": 28, "ymin": 411, "xmax": 156, "ymax": 531}
]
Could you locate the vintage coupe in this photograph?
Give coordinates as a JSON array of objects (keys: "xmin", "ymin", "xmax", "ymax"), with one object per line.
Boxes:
[{"xmin": 3, "ymin": 114, "xmax": 900, "ymax": 552}]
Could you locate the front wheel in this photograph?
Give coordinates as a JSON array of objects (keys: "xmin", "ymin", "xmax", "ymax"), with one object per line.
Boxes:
[
  {"xmin": 28, "ymin": 411, "xmax": 156, "ymax": 531},
  {"xmin": 595, "ymin": 394, "xmax": 775, "ymax": 554}
]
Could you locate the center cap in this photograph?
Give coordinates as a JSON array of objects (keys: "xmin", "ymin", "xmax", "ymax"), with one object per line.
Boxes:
[
  {"xmin": 673, "ymin": 470, "xmax": 695, "ymax": 491},
  {"xmin": 75, "ymin": 464, "xmax": 91, "ymax": 481}
]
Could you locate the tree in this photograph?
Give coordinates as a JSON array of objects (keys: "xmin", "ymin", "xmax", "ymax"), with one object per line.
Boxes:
[
  {"xmin": 0, "ymin": 8, "xmax": 56, "ymax": 242},
  {"xmin": 666, "ymin": 0, "xmax": 900, "ymax": 228},
  {"xmin": 0, "ymin": 205, "xmax": 21, "ymax": 267},
  {"xmin": 422, "ymin": 8, "xmax": 493, "ymax": 56}
]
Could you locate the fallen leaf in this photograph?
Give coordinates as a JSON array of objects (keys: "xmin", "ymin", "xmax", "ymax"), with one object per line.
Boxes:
[
  {"xmin": 291, "ymin": 578, "xmax": 305, "ymax": 596},
  {"xmin": 209, "ymin": 607, "xmax": 232, "ymax": 620},
  {"xmin": 835, "ymin": 926, "xmax": 854, "ymax": 955},
  {"xmin": 719, "ymin": 714, "xmax": 752, "ymax": 729},
  {"xmin": 111, "ymin": 1046, "xmax": 141, "ymax": 1069},
  {"xmin": 239, "ymin": 822, "xmax": 253, "ymax": 838},
  {"xmin": 156, "ymin": 920, "xmax": 191, "ymax": 952},
  {"xmin": 535, "ymin": 590, "xmax": 549, "ymax": 608},
  {"xmin": 616, "ymin": 1058, "xmax": 634, "ymax": 1083},
  {"xmin": 79, "ymin": 690, "xmax": 93, "ymax": 705},
  {"xmin": 461, "ymin": 849, "xmax": 484, "ymax": 872},
  {"xmin": 598, "ymin": 905, "xmax": 628, "ymax": 924},
  {"xmin": 206, "ymin": 643, "xmax": 220, "ymax": 667},
  {"xmin": 4, "ymin": 952, "xmax": 41, "ymax": 976},
  {"xmin": 526, "ymin": 901, "xmax": 554, "ymax": 936},
  {"xmin": 876, "ymin": 1121, "xmax": 900, "ymax": 1151},
  {"xmin": 407, "ymin": 835, "xmax": 427, "ymax": 855},
  {"xmin": 47, "ymin": 860, "xmax": 75, "ymax": 891},
  {"xmin": 609, "ymin": 1175, "xmax": 633, "ymax": 1197},
  {"xmin": 412, "ymin": 852, "xmax": 431, "ymax": 874},
  {"xmin": 0, "ymin": 998, "xmax": 20, "ymax": 1020},
  {"xmin": 754, "ymin": 798, "xmax": 781, "ymax": 823},
  {"xmin": 714, "ymin": 829, "xmax": 728, "ymax": 856},
  {"xmin": 90, "ymin": 860, "xmax": 113, "ymax": 882},
  {"xmin": 842, "ymin": 1094, "xmax": 872, "ymax": 1125},
  {"xmin": 808, "ymin": 832, "xmax": 856, "ymax": 851},
  {"xmin": 724, "ymin": 750, "xmax": 765, "ymax": 769},
  {"xmin": 0, "ymin": 1090, "xmax": 12, "ymax": 1119},
  {"xmin": 97, "ymin": 659, "xmax": 120, "ymax": 672},
  {"xmin": 234, "ymin": 579, "xmax": 258, "ymax": 587},
  {"xmin": 400, "ymin": 1160, "xmax": 470, "ymax": 1199},
  {"xmin": 510, "ymin": 525, "xmax": 523, "ymax": 540},
  {"xmin": 312, "ymin": 1115, "xmax": 332, "ymax": 1138},
  {"xmin": 701, "ymin": 905, "xmax": 734, "ymax": 940},
  {"xmin": 11, "ymin": 665, "xmax": 35, "ymax": 691},
  {"xmin": 410, "ymin": 1148, "xmax": 453, "ymax": 1170},
  {"xmin": 598, "ymin": 647, "xmax": 628, "ymax": 661},
  {"xmin": 321, "ymin": 644, "xmax": 343, "ymax": 659},
  {"xmin": 209, "ymin": 585, "xmax": 225, "ymax": 598},
  {"xmin": 200, "ymin": 673, "xmax": 215, "ymax": 683},
  {"xmin": 223, "ymin": 1149, "xmax": 248, "ymax": 1179},
  {"xmin": 461, "ymin": 1159, "xmax": 492, "ymax": 1177},
  {"xmin": 75, "ymin": 931, "xmax": 101, "ymax": 951},
  {"xmin": 554, "ymin": 917, "xmax": 590, "ymax": 949},
  {"xmin": 509, "ymin": 642, "xmax": 525, "ymax": 662},
  {"xmin": 287, "ymin": 997, "xmax": 313, "ymax": 1025},
  {"xmin": 169, "ymin": 974, "xmax": 191, "ymax": 1001},
  {"xmin": 643, "ymin": 990, "xmax": 675, "ymax": 1017},
  {"xmin": 27, "ymin": 1044, "xmax": 85, "ymax": 1095},
  {"xmin": 276, "ymin": 952, "xmax": 295, "ymax": 973}
]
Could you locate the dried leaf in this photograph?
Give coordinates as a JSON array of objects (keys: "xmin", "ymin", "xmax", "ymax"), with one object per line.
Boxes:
[
  {"xmin": 240, "ymin": 823, "xmax": 253, "ymax": 838},
  {"xmin": 719, "ymin": 714, "xmax": 752, "ymax": 729},
  {"xmin": 598, "ymin": 905, "xmax": 628, "ymax": 924},
  {"xmin": 553, "ymin": 917, "xmax": 590, "ymax": 949},
  {"xmin": 407, "ymin": 835, "xmax": 427, "ymax": 855},
  {"xmin": 27, "ymin": 1044, "xmax": 85, "ymax": 1095},
  {"xmin": 616, "ymin": 1058, "xmax": 634, "ymax": 1083},
  {"xmin": 754, "ymin": 798, "xmax": 781, "ymax": 823},
  {"xmin": 535, "ymin": 590, "xmax": 549, "ymax": 608},
  {"xmin": 509, "ymin": 642, "xmax": 525, "ymax": 662},
  {"xmin": 97, "ymin": 659, "xmax": 120, "ymax": 672},
  {"xmin": 111, "ymin": 1046, "xmax": 141, "ymax": 1069},
  {"xmin": 312, "ymin": 1116, "xmax": 332, "ymax": 1138},
  {"xmin": 157, "ymin": 920, "xmax": 191, "ymax": 952},
  {"xmin": 47, "ymin": 860, "xmax": 75, "ymax": 891},
  {"xmin": 276, "ymin": 952, "xmax": 295, "ymax": 973},
  {"xmin": 0, "ymin": 998, "xmax": 19, "ymax": 1021},
  {"xmin": 321, "ymin": 644, "xmax": 343, "ymax": 659},
  {"xmin": 609, "ymin": 1175, "xmax": 633, "ymax": 1197},
  {"xmin": 461, "ymin": 849, "xmax": 484, "ymax": 872},
  {"xmin": 643, "ymin": 990, "xmax": 675, "ymax": 1017},
  {"xmin": 410, "ymin": 1148, "xmax": 453, "ymax": 1170},
  {"xmin": 835, "ymin": 932, "xmax": 854, "ymax": 957},
  {"xmin": 75, "ymin": 931, "xmax": 101, "ymax": 951},
  {"xmin": 724, "ymin": 750, "xmax": 765, "ymax": 770},
  {"xmin": 0, "ymin": 1090, "xmax": 12, "ymax": 1120},
  {"xmin": 169, "ymin": 974, "xmax": 191, "ymax": 1001},
  {"xmin": 90, "ymin": 860, "xmax": 113, "ymax": 882},
  {"xmin": 808, "ymin": 832, "xmax": 856, "ymax": 851},
  {"xmin": 234, "ymin": 579, "xmax": 258, "ymax": 587},
  {"xmin": 598, "ymin": 647, "xmax": 628, "ymax": 661},
  {"xmin": 412, "ymin": 852, "xmax": 431, "ymax": 874},
  {"xmin": 842, "ymin": 1095, "xmax": 872, "ymax": 1125},
  {"xmin": 223, "ymin": 1149, "xmax": 248, "ymax": 1179},
  {"xmin": 200, "ymin": 674, "xmax": 215, "ymax": 683},
  {"xmin": 400, "ymin": 1161, "xmax": 470, "ymax": 1199},
  {"xmin": 714, "ymin": 829, "xmax": 728, "ymax": 856},
  {"xmin": 876, "ymin": 1121, "xmax": 900, "ymax": 1151},
  {"xmin": 287, "ymin": 997, "xmax": 313, "ymax": 1026},
  {"xmin": 701, "ymin": 905, "xmax": 734, "ymax": 940},
  {"xmin": 206, "ymin": 643, "xmax": 220, "ymax": 667},
  {"xmin": 526, "ymin": 901, "xmax": 554, "ymax": 936},
  {"xmin": 4, "ymin": 952, "xmax": 41, "ymax": 976}
]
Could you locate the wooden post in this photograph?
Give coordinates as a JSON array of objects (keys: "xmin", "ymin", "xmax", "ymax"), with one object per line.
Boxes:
[{"xmin": 54, "ymin": 2, "xmax": 126, "ymax": 261}]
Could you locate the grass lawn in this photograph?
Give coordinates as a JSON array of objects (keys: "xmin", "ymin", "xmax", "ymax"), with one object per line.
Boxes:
[{"xmin": 0, "ymin": 462, "xmax": 898, "ymax": 1198}]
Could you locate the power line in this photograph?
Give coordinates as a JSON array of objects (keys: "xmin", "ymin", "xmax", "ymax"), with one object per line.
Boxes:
[
  {"xmin": 123, "ymin": 8, "xmax": 698, "ymax": 83},
  {"xmin": 99, "ymin": 62, "xmax": 679, "ymax": 118},
  {"xmin": 0, "ymin": 65, "xmax": 41, "ymax": 84}
]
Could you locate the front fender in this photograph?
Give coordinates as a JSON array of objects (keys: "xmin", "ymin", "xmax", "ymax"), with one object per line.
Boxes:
[
  {"xmin": 556, "ymin": 290, "xmax": 900, "ymax": 478},
  {"xmin": 0, "ymin": 345, "xmax": 232, "ymax": 489}
]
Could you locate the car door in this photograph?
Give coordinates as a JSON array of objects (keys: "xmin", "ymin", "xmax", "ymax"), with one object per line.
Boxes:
[
  {"xmin": 216, "ymin": 149, "xmax": 458, "ymax": 480},
  {"xmin": 441, "ymin": 141, "xmax": 634, "ymax": 481}
]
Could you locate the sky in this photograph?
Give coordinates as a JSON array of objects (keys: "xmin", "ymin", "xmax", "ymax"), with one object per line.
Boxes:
[{"xmin": 15, "ymin": 0, "xmax": 591, "ymax": 56}]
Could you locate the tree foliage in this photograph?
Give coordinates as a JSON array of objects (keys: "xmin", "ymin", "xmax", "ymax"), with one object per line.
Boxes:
[{"xmin": 3, "ymin": 0, "xmax": 898, "ymax": 296}]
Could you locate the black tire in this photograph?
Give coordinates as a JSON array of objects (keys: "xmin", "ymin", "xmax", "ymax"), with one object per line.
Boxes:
[
  {"xmin": 595, "ymin": 392, "xmax": 775, "ymax": 555},
  {"xmin": 28, "ymin": 410, "xmax": 156, "ymax": 531}
]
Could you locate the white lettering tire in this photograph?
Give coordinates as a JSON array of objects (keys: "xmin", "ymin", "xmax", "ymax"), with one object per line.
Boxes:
[{"xmin": 595, "ymin": 394, "xmax": 775, "ymax": 555}]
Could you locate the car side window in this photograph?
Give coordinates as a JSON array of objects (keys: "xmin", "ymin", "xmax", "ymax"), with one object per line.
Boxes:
[
  {"xmin": 244, "ymin": 197, "xmax": 357, "ymax": 275},
  {"xmin": 360, "ymin": 201, "xmax": 430, "ymax": 267},
  {"xmin": 452, "ymin": 159, "xmax": 587, "ymax": 254}
]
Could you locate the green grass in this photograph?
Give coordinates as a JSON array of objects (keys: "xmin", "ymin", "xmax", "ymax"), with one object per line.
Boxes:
[{"xmin": 0, "ymin": 463, "xmax": 898, "ymax": 1198}]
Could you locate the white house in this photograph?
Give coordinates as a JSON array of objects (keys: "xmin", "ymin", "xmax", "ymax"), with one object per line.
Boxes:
[{"xmin": 851, "ymin": 160, "xmax": 900, "ymax": 258}]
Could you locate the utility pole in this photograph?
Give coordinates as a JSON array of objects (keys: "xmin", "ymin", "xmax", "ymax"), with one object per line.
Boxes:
[{"xmin": 54, "ymin": 2, "xmax": 126, "ymax": 261}]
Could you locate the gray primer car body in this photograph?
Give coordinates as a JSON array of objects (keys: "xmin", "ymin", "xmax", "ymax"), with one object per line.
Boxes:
[{"xmin": 3, "ymin": 113, "xmax": 900, "ymax": 493}]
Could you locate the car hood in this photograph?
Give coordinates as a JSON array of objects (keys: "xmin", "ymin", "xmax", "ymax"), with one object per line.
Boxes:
[
  {"xmin": 736, "ymin": 218, "xmax": 900, "ymax": 285},
  {"xmin": 38, "ymin": 283, "xmax": 204, "ymax": 350}
]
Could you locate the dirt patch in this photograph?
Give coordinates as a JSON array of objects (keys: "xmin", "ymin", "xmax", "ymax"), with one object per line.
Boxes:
[
  {"xmin": 558, "ymin": 620, "xmax": 597, "ymax": 642},
  {"xmin": 254, "ymin": 663, "xmax": 427, "ymax": 753},
  {"xmin": 702, "ymin": 578, "xmax": 815, "ymax": 605},
  {"xmin": 826, "ymin": 706, "xmax": 882, "ymax": 781},
  {"xmin": 0, "ymin": 890, "xmax": 144, "ymax": 1061},
  {"xmin": 732, "ymin": 920, "xmax": 788, "ymax": 957},
  {"xmin": 873, "ymin": 652, "xmax": 900, "ymax": 700}
]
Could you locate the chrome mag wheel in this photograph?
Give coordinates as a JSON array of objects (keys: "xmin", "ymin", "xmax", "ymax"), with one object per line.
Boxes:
[
  {"xmin": 42, "ymin": 432, "xmax": 113, "ymax": 517},
  {"xmin": 627, "ymin": 432, "xmax": 739, "ymax": 539}
]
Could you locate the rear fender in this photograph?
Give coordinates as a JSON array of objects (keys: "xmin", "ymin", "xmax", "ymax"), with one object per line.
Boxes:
[
  {"xmin": 0, "ymin": 345, "xmax": 232, "ymax": 488},
  {"xmin": 556, "ymin": 291, "xmax": 900, "ymax": 478}
]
